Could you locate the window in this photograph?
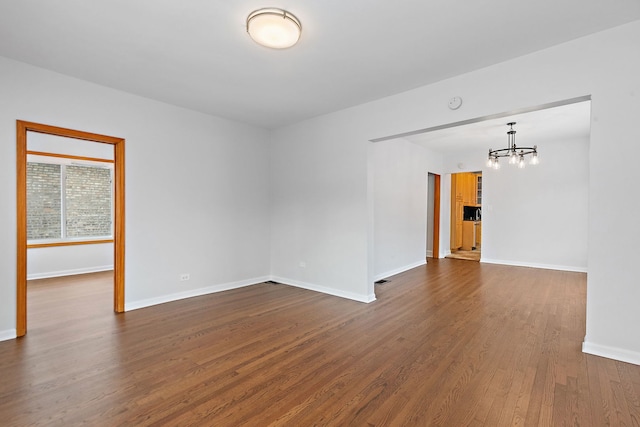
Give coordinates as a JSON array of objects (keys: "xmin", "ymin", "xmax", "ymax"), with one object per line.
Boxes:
[{"xmin": 27, "ymin": 154, "xmax": 113, "ymax": 244}]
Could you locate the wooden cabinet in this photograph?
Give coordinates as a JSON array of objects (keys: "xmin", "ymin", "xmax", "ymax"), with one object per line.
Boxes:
[
  {"xmin": 451, "ymin": 174, "xmax": 462, "ymax": 200},
  {"xmin": 462, "ymin": 221, "xmax": 482, "ymax": 251},
  {"xmin": 450, "ymin": 174, "xmax": 463, "ymax": 250},
  {"xmin": 455, "ymin": 200, "xmax": 463, "ymax": 248},
  {"xmin": 455, "ymin": 172, "xmax": 480, "ymax": 206},
  {"xmin": 462, "ymin": 221, "xmax": 475, "ymax": 250},
  {"xmin": 465, "ymin": 174, "xmax": 476, "ymax": 205},
  {"xmin": 451, "ymin": 173, "xmax": 482, "ymax": 251}
]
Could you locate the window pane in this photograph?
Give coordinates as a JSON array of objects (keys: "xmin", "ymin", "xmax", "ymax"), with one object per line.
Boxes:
[
  {"xmin": 65, "ymin": 165, "xmax": 112, "ymax": 238},
  {"xmin": 27, "ymin": 162, "xmax": 62, "ymax": 240}
]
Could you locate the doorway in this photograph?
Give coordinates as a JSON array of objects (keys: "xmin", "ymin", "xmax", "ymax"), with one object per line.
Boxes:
[
  {"xmin": 16, "ymin": 121, "xmax": 125, "ymax": 337},
  {"xmin": 448, "ymin": 171, "xmax": 481, "ymax": 262}
]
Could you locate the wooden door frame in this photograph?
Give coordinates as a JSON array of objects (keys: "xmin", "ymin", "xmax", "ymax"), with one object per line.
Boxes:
[
  {"xmin": 16, "ymin": 120, "xmax": 125, "ymax": 337},
  {"xmin": 432, "ymin": 174, "xmax": 440, "ymax": 258}
]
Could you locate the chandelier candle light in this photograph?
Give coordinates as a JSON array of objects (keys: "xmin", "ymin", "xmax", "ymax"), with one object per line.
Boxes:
[{"xmin": 487, "ymin": 122, "xmax": 539, "ymax": 170}]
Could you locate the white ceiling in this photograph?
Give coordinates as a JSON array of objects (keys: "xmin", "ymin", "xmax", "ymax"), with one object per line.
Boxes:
[
  {"xmin": 0, "ymin": 1, "xmax": 638, "ymax": 129},
  {"xmin": 402, "ymin": 100, "xmax": 592, "ymax": 155}
]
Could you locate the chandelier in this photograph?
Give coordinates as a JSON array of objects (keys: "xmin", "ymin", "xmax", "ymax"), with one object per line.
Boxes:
[{"xmin": 487, "ymin": 122, "xmax": 539, "ymax": 169}]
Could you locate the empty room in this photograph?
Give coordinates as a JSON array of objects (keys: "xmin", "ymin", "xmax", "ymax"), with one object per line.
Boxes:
[{"xmin": 1, "ymin": 1, "xmax": 640, "ymax": 425}]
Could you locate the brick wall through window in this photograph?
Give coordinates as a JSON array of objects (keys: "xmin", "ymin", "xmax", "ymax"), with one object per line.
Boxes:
[{"xmin": 27, "ymin": 161, "xmax": 112, "ymax": 241}]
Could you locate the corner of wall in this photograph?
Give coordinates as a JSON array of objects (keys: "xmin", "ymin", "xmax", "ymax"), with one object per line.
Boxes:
[
  {"xmin": 125, "ymin": 276, "xmax": 270, "ymax": 311},
  {"xmin": 271, "ymin": 276, "xmax": 376, "ymax": 303},
  {"xmin": 374, "ymin": 260, "xmax": 427, "ymax": 282},
  {"xmin": 582, "ymin": 340, "xmax": 640, "ymax": 366},
  {"xmin": 0, "ymin": 329, "xmax": 17, "ymax": 342}
]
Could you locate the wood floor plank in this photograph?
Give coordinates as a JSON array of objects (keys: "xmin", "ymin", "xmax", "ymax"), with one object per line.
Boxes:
[{"xmin": 1, "ymin": 261, "xmax": 640, "ymax": 425}]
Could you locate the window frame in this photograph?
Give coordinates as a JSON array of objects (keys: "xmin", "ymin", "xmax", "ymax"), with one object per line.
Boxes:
[{"xmin": 26, "ymin": 150, "xmax": 115, "ymax": 248}]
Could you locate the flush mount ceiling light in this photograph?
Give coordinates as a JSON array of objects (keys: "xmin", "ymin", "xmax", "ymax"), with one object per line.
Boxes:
[
  {"xmin": 246, "ymin": 8, "xmax": 301, "ymax": 49},
  {"xmin": 486, "ymin": 122, "xmax": 539, "ymax": 170}
]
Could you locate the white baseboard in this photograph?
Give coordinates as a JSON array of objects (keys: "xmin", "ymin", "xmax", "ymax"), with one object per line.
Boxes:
[
  {"xmin": 270, "ymin": 276, "xmax": 376, "ymax": 303},
  {"xmin": 125, "ymin": 276, "xmax": 270, "ymax": 311},
  {"xmin": 374, "ymin": 260, "xmax": 427, "ymax": 282},
  {"xmin": 426, "ymin": 250, "xmax": 433, "ymax": 258},
  {"xmin": 582, "ymin": 341, "xmax": 640, "ymax": 366},
  {"xmin": 0, "ymin": 329, "xmax": 16, "ymax": 342},
  {"xmin": 5, "ymin": 273, "xmax": 374, "ymax": 337},
  {"xmin": 480, "ymin": 258, "xmax": 587, "ymax": 273},
  {"xmin": 27, "ymin": 265, "xmax": 114, "ymax": 280}
]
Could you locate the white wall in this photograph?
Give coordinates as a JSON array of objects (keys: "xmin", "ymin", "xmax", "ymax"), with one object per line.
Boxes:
[
  {"xmin": 269, "ymin": 120, "xmax": 375, "ymax": 302},
  {"xmin": 27, "ymin": 244, "xmax": 113, "ymax": 280},
  {"xmin": 0, "ymin": 55, "xmax": 271, "ymax": 339},
  {"xmin": 372, "ymin": 140, "xmax": 443, "ymax": 280},
  {"xmin": 269, "ymin": 21, "xmax": 640, "ymax": 364},
  {"xmin": 439, "ymin": 135, "xmax": 589, "ymax": 272},
  {"xmin": 481, "ymin": 137, "xmax": 589, "ymax": 271}
]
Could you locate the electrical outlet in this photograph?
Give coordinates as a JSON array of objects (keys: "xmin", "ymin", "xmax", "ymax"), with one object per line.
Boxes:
[
  {"xmin": 180, "ymin": 273, "xmax": 190, "ymax": 281},
  {"xmin": 299, "ymin": 261, "xmax": 306, "ymax": 268}
]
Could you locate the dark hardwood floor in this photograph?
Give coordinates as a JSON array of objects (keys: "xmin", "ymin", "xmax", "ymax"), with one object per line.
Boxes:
[{"xmin": 1, "ymin": 261, "xmax": 639, "ymax": 426}]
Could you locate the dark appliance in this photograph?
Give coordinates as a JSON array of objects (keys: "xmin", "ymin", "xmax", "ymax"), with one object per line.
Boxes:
[{"xmin": 463, "ymin": 206, "xmax": 481, "ymax": 221}]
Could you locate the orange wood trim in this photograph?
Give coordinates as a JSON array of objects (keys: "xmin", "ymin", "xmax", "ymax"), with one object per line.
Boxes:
[
  {"xmin": 27, "ymin": 239, "xmax": 114, "ymax": 249},
  {"xmin": 113, "ymin": 138, "xmax": 125, "ymax": 313},
  {"xmin": 17, "ymin": 120, "xmax": 126, "ymax": 335},
  {"xmin": 27, "ymin": 150, "xmax": 114, "ymax": 163},
  {"xmin": 18, "ymin": 121, "xmax": 123, "ymax": 144},
  {"xmin": 16, "ymin": 122, "xmax": 27, "ymax": 337},
  {"xmin": 433, "ymin": 174, "xmax": 441, "ymax": 259}
]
